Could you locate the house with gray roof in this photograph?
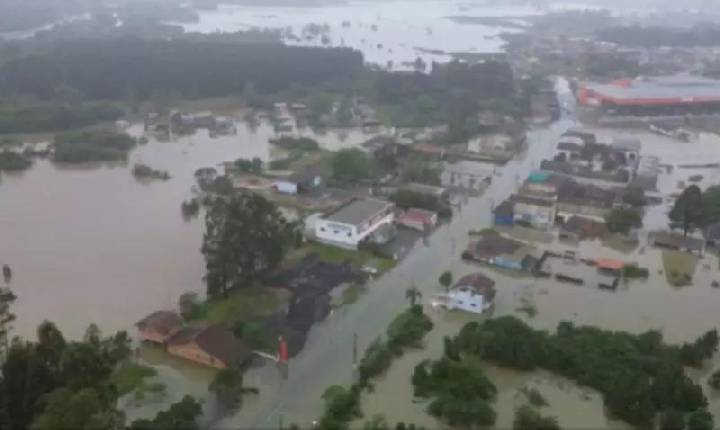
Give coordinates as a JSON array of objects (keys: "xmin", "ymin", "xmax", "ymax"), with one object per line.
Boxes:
[{"xmin": 314, "ymin": 198, "xmax": 395, "ymax": 249}]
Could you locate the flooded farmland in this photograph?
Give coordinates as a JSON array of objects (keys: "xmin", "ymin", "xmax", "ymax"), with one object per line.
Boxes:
[{"xmin": 176, "ymin": 0, "xmax": 536, "ymax": 70}]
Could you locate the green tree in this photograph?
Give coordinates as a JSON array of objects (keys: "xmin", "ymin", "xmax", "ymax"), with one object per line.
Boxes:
[
  {"xmin": 405, "ymin": 286, "xmax": 422, "ymax": 307},
  {"xmin": 702, "ymin": 185, "xmax": 720, "ymax": 224},
  {"xmin": 202, "ymin": 193, "xmax": 289, "ymax": 298},
  {"xmin": 513, "ymin": 405, "xmax": 560, "ymax": 430},
  {"xmin": 659, "ymin": 409, "xmax": 685, "ymax": 430},
  {"xmin": 178, "ymin": 292, "xmax": 200, "ymax": 320},
  {"xmin": 208, "ymin": 367, "xmax": 258, "ymax": 412},
  {"xmin": 332, "ymin": 149, "xmax": 374, "ymax": 181},
  {"xmin": 30, "ymin": 388, "xmax": 121, "ymax": 430},
  {"xmin": 670, "ymin": 185, "xmax": 705, "ymax": 237},
  {"xmin": 128, "ymin": 395, "xmax": 202, "ymax": 430},
  {"xmin": 336, "ymin": 96, "xmax": 354, "ymax": 126},
  {"xmin": 623, "ymin": 186, "xmax": 647, "ymax": 207},
  {"xmin": 687, "ymin": 410, "xmax": 714, "ymax": 430},
  {"xmin": 439, "ymin": 271, "xmax": 453, "ymax": 291},
  {"xmin": 604, "ymin": 207, "xmax": 642, "ymax": 234}
]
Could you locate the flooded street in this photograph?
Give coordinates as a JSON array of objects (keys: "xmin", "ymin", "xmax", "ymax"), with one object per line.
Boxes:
[
  {"xmin": 220, "ymin": 90, "xmax": 570, "ymax": 427},
  {"xmin": 220, "ymin": 82, "xmax": 720, "ymax": 428}
]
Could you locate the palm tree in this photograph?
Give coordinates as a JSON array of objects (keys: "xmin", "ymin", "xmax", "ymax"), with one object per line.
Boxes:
[
  {"xmin": 2, "ymin": 265, "xmax": 10, "ymax": 285},
  {"xmin": 405, "ymin": 285, "xmax": 423, "ymax": 307}
]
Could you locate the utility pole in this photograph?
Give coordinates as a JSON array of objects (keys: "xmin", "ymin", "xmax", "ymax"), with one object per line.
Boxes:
[{"xmin": 352, "ymin": 332, "xmax": 358, "ymax": 367}]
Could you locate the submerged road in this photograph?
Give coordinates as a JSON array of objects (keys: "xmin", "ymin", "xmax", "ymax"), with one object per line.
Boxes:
[{"xmin": 223, "ymin": 82, "xmax": 576, "ymax": 429}]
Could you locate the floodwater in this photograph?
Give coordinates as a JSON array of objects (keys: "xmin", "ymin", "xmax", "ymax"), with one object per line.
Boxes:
[
  {"xmin": 176, "ymin": 1, "xmax": 537, "ymax": 70},
  {"xmin": 0, "ymin": 118, "xmax": 385, "ymax": 340},
  {"xmin": 215, "ymin": 80, "xmax": 720, "ymax": 428}
]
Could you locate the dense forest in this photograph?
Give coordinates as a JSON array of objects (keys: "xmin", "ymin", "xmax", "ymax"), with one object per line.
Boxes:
[
  {"xmin": 0, "ymin": 38, "xmax": 364, "ymax": 100},
  {"xmin": 0, "ymin": 103, "xmax": 123, "ymax": 134},
  {"xmin": 597, "ymin": 25, "xmax": 720, "ymax": 47}
]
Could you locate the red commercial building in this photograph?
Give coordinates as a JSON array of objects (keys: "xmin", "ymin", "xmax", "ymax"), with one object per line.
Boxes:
[{"xmin": 578, "ymin": 75, "xmax": 720, "ymax": 116}]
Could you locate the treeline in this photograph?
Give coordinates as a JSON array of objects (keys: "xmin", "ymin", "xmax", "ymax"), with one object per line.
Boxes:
[
  {"xmin": 0, "ymin": 103, "xmax": 123, "ymax": 134},
  {"xmin": 597, "ymin": 25, "xmax": 720, "ymax": 47},
  {"xmin": 453, "ymin": 316, "xmax": 717, "ymax": 428},
  {"xmin": 0, "ymin": 38, "xmax": 364, "ymax": 100}
]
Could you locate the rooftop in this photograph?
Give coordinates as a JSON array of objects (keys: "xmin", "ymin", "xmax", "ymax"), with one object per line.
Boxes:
[
  {"xmin": 649, "ymin": 231, "xmax": 704, "ymax": 252},
  {"xmin": 136, "ymin": 310, "xmax": 182, "ymax": 335},
  {"xmin": 583, "ymin": 75, "xmax": 720, "ymax": 104},
  {"xmin": 512, "ymin": 194, "xmax": 556, "ymax": 208},
  {"xmin": 167, "ymin": 324, "xmax": 251, "ymax": 366},
  {"xmin": 612, "ymin": 137, "xmax": 641, "ymax": 152},
  {"xmin": 453, "ymin": 273, "xmax": 496, "ymax": 298},
  {"xmin": 323, "ymin": 198, "xmax": 393, "ymax": 226}
]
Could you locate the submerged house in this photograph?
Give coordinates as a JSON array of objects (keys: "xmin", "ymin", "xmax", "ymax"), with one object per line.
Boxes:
[
  {"xmin": 136, "ymin": 310, "xmax": 183, "ymax": 344},
  {"xmin": 493, "ymin": 200, "xmax": 515, "ymax": 227},
  {"xmin": 435, "ymin": 273, "xmax": 496, "ymax": 314},
  {"xmin": 397, "ymin": 208, "xmax": 438, "ymax": 232},
  {"xmin": 648, "ymin": 231, "xmax": 704, "ymax": 256},
  {"xmin": 560, "ymin": 216, "xmax": 607, "ymax": 241},
  {"xmin": 274, "ymin": 169, "xmax": 323, "ymax": 195},
  {"xmin": 463, "ymin": 231, "xmax": 537, "ymax": 271},
  {"xmin": 166, "ymin": 324, "xmax": 251, "ymax": 369}
]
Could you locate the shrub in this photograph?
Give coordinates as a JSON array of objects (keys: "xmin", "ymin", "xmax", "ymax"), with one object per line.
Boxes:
[{"xmin": 0, "ymin": 151, "xmax": 32, "ymax": 171}]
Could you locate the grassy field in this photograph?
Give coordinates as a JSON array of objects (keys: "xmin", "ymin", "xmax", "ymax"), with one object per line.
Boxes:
[
  {"xmin": 662, "ymin": 250, "xmax": 699, "ymax": 287},
  {"xmin": 288, "ymin": 241, "xmax": 396, "ymax": 274},
  {"xmin": 189, "ymin": 286, "xmax": 291, "ymax": 325},
  {"xmin": 111, "ymin": 362, "xmax": 158, "ymax": 397}
]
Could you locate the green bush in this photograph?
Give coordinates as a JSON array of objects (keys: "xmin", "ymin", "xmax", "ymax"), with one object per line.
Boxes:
[
  {"xmin": 413, "ymin": 358, "xmax": 497, "ymax": 427},
  {"xmin": 453, "ymin": 317, "xmax": 714, "ymax": 427},
  {"xmin": 0, "ymin": 151, "xmax": 32, "ymax": 171},
  {"xmin": 53, "ymin": 130, "xmax": 136, "ymax": 163},
  {"xmin": 0, "ymin": 103, "xmax": 123, "ymax": 134}
]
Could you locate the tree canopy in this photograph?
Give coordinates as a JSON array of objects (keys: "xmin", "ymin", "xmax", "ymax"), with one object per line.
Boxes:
[
  {"xmin": 670, "ymin": 185, "xmax": 705, "ymax": 237},
  {"xmin": 0, "ymin": 39, "xmax": 363, "ymax": 100},
  {"xmin": 453, "ymin": 316, "xmax": 716, "ymax": 427},
  {"xmin": 513, "ymin": 406, "xmax": 560, "ymax": 430},
  {"xmin": 604, "ymin": 207, "xmax": 642, "ymax": 234},
  {"xmin": 332, "ymin": 149, "xmax": 374, "ymax": 182},
  {"xmin": 202, "ymin": 193, "xmax": 289, "ymax": 298}
]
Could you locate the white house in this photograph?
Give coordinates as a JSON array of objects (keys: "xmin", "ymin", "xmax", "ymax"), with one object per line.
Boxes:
[
  {"xmin": 434, "ymin": 273, "xmax": 496, "ymax": 314},
  {"xmin": 274, "ymin": 169, "xmax": 323, "ymax": 195},
  {"xmin": 315, "ymin": 198, "xmax": 395, "ymax": 249},
  {"xmin": 511, "ymin": 195, "xmax": 557, "ymax": 230}
]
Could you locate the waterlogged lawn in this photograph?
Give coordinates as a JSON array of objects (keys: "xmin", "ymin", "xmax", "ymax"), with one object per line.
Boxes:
[
  {"xmin": 288, "ymin": 241, "xmax": 396, "ymax": 274},
  {"xmin": 189, "ymin": 286, "xmax": 291, "ymax": 325},
  {"xmin": 111, "ymin": 363, "xmax": 158, "ymax": 397},
  {"xmin": 662, "ymin": 250, "xmax": 699, "ymax": 287}
]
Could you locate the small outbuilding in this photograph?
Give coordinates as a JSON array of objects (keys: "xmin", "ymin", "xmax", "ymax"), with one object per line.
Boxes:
[
  {"xmin": 397, "ymin": 208, "xmax": 438, "ymax": 232},
  {"xmin": 136, "ymin": 310, "xmax": 183, "ymax": 344},
  {"xmin": 166, "ymin": 324, "xmax": 251, "ymax": 369}
]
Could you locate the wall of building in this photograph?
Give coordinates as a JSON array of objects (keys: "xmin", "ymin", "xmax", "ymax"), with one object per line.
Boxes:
[
  {"xmin": 315, "ymin": 210, "xmax": 395, "ymax": 249},
  {"xmin": 139, "ymin": 329, "xmax": 169, "ymax": 344},
  {"xmin": 514, "ymin": 202, "xmax": 556, "ymax": 229},
  {"xmin": 275, "ymin": 181, "xmax": 298, "ymax": 195},
  {"xmin": 448, "ymin": 290, "xmax": 491, "ymax": 314},
  {"xmin": 167, "ymin": 343, "xmax": 228, "ymax": 369}
]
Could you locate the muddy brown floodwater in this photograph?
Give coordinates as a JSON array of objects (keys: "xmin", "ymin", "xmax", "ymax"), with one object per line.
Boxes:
[{"xmin": 0, "ymin": 119, "xmax": 386, "ymax": 340}]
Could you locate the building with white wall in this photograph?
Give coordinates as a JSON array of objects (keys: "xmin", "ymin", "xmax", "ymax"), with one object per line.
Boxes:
[
  {"xmin": 314, "ymin": 198, "xmax": 395, "ymax": 249},
  {"xmin": 434, "ymin": 273, "xmax": 496, "ymax": 314}
]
